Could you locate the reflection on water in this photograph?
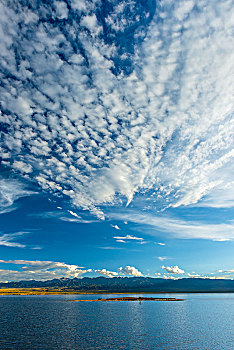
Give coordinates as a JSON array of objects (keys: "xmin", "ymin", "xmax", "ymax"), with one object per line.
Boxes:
[{"xmin": 0, "ymin": 293, "xmax": 233, "ymax": 349}]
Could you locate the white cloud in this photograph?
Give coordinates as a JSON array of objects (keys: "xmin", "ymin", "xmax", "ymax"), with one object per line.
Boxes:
[
  {"xmin": 174, "ymin": 0, "xmax": 194, "ymax": 21},
  {"xmin": 67, "ymin": 210, "xmax": 81, "ymax": 218},
  {"xmin": 0, "ymin": 0, "xmax": 233, "ymax": 220},
  {"xmin": 200, "ymin": 275, "xmax": 231, "ymax": 280},
  {"xmin": 111, "ymin": 224, "xmax": 120, "ymax": 230},
  {"xmin": 116, "ymin": 239, "xmax": 126, "ymax": 243},
  {"xmin": 0, "ymin": 259, "xmax": 91, "ymax": 281},
  {"xmin": 80, "ymin": 14, "xmax": 101, "ymax": 35},
  {"xmin": 13, "ymin": 161, "xmax": 32, "ymax": 174},
  {"xmin": 118, "ymin": 265, "xmax": 143, "ymax": 277},
  {"xmin": 163, "ymin": 275, "xmax": 180, "ymax": 280},
  {"xmin": 95, "ymin": 269, "xmax": 118, "ymax": 278},
  {"xmin": 54, "ymin": 1, "xmax": 68, "ymax": 19},
  {"xmin": 162, "ymin": 265, "xmax": 184, "ymax": 274},
  {"xmin": 187, "ymin": 273, "xmax": 200, "ymax": 278},
  {"xmin": 114, "ymin": 234, "xmax": 143, "ymax": 241}
]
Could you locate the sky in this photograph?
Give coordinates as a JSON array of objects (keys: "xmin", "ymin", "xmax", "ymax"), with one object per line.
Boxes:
[{"xmin": 0, "ymin": 0, "xmax": 233, "ymax": 282}]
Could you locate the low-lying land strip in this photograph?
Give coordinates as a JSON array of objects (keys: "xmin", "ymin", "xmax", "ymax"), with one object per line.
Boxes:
[
  {"xmin": 0, "ymin": 288, "xmax": 185, "ymax": 297},
  {"xmin": 0, "ymin": 288, "xmax": 111, "ymax": 295},
  {"xmin": 68, "ymin": 297, "xmax": 185, "ymax": 302}
]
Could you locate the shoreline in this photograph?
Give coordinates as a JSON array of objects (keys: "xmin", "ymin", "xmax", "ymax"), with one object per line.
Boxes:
[{"xmin": 0, "ymin": 288, "xmax": 233, "ymax": 295}]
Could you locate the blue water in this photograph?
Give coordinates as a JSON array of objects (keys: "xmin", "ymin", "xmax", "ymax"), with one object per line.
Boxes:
[{"xmin": 0, "ymin": 293, "xmax": 233, "ymax": 349}]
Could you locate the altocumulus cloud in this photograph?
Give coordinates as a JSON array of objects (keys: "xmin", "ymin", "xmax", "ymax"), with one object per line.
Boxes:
[{"xmin": 0, "ymin": 0, "xmax": 233, "ymax": 219}]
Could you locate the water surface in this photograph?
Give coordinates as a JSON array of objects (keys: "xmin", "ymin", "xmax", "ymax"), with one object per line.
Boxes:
[{"xmin": 0, "ymin": 293, "xmax": 233, "ymax": 349}]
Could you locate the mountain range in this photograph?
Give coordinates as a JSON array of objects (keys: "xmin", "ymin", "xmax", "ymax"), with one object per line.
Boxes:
[{"xmin": 1, "ymin": 277, "xmax": 233, "ymax": 293}]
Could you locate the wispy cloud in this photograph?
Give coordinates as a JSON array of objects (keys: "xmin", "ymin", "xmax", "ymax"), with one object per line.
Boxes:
[
  {"xmin": 60, "ymin": 217, "xmax": 92, "ymax": 224},
  {"xmin": 32, "ymin": 211, "xmax": 94, "ymax": 224},
  {"xmin": 157, "ymin": 257, "xmax": 168, "ymax": 261},
  {"xmin": 0, "ymin": 231, "xmax": 29, "ymax": 248},
  {"xmin": 111, "ymin": 211, "xmax": 234, "ymax": 241},
  {"xmin": 99, "ymin": 246, "xmax": 124, "ymax": 250},
  {"xmin": 115, "ymin": 239, "xmax": 126, "ymax": 243},
  {"xmin": 0, "ymin": 206, "xmax": 18, "ymax": 215},
  {"xmin": 0, "ymin": 179, "xmax": 35, "ymax": 213}
]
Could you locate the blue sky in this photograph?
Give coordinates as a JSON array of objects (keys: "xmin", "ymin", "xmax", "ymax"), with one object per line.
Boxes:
[{"xmin": 0, "ymin": 0, "xmax": 233, "ymax": 282}]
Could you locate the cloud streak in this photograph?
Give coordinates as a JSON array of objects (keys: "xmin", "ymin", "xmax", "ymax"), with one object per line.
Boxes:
[
  {"xmin": 111, "ymin": 211, "xmax": 234, "ymax": 241},
  {"xmin": 0, "ymin": 231, "xmax": 29, "ymax": 248}
]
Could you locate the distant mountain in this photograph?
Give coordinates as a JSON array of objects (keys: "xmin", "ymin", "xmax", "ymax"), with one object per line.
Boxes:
[{"xmin": 1, "ymin": 277, "xmax": 234, "ymax": 293}]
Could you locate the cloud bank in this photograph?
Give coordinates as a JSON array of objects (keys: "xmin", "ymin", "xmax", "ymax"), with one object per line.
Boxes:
[
  {"xmin": 0, "ymin": 260, "xmax": 143, "ymax": 281},
  {"xmin": 0, "ymin": 259, "xmax": 91, "ymax": 281},
  {"xmin": 0, "ymin": 260, "xmax": 232, "ymax": 282}
]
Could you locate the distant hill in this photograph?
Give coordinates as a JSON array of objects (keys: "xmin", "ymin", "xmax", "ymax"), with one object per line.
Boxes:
[{"xmin": 0, "ymin": 277, "xmax": 233, "ymax": 293}]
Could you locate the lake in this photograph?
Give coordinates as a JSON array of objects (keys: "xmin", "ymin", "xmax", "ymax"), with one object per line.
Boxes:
[{"xmin": 0, "ymin": 293, "xmax": 233, "ymax": 349}]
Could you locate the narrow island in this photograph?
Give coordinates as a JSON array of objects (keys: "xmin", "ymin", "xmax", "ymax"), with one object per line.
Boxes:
[{"xmin": 68, "ymin": 296, "xmax": 185, "ymax": 302}]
